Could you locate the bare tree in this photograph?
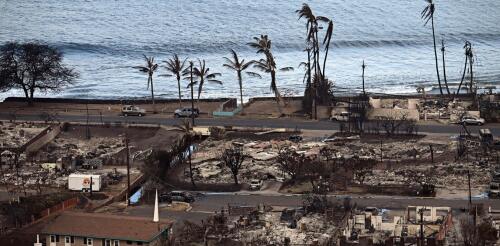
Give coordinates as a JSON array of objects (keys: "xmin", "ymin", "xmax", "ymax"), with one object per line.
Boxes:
[
  {"xmin": 220, "ymin": 147, "xmax": 245, "ymax": 185},
  {"xmin": 0, "ymin": 42, "xmax": 78, "ymax": 106},
  {"xmin": 351, "ymin": 158, "xmax": 376, "ymax": 185},
  {"xmin": 276, "ymin": 146, "xmax": 305, "ymax": 181},
  {"xmin": 460, "ymin": 217, "xmax": 497, "ymax": 245}
]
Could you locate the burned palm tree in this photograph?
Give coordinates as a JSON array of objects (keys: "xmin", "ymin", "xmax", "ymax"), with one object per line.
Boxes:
[
  {"xmin": 192, "ymin": 59, "xmax": 222, "ymax": 104},
  {"xmin": 163, "ymin": 54, "xmax": 187, "ymax": 108},
  {"xmin": 421, "ymin": 0, "xmax": 443, "ymax": 95},
  {"xmin": 248, "ymin": 35, "xmax": 293, "ymax": 115},
  {"xmin": 222, "ymin": 49, "xmax": 260, "ymax": 112},
  {"xmin": 134, "ymin": 55, "xmax": 159, "ymax": 113},
  {"xmin": 296, "ymin": 4, "xmax": 333, "ymax": 119}
]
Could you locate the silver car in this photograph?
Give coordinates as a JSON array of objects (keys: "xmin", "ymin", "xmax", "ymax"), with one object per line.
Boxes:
[
  {"xmin": 174, "ymin": 107, "xmax": 199, "ymax": 118},
  {"xmin": 461, "ymin": 116, "xmax": 485, "ymax": 125},
  {"xmin": 121, "ymin": 105, "xmax": 146, "ymax": 117}
]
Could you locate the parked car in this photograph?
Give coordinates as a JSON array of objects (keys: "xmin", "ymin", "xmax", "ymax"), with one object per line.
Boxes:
[
  {"xmin": 174, "ymin": 107, "xmax": 199, "ymax": 118},
  {"xmin": 288, "ymin": 135, "xmax": 303, "ymax": 142},
  {"xmin": 460, "ymin": 116, "xmax": 485, "ymax": 125},
  {"xmin": 121, "ymin": 105, "xmax": 146, "ymax": 117},
  {"xmin": 479, "ymin": 129, "xmax": 493, "ymax": 143},
  {"xmin": 160, "ymin": 191, "xmax": 194, "ymax": 203},
  {"xmin": 249, "ymin": 179, "xmax": 263, "ymax": 190},
  {"xmin": 489, "ymin": 182, "xmax": 500, "ymax": 198},
  {"xmin": 330, "ymin": 111, "xmax": 350, "ymax": 121}
]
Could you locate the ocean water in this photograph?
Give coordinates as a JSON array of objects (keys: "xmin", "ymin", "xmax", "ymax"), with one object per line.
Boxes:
[{"xmin": 0, "ymin": 0, "xmax": 499, "ymax": 101}]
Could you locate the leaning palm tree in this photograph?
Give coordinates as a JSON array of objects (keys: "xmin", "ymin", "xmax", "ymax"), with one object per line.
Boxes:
[
  {"xmin": 248, "ymin": 35, "xmax": 293, "ymax": 114},
  {"xmin": 222, "ymin": 49, "xmax": 260, "ymax": 112},
  {"xmin": 192, "ymin": 59, "xmax": 222, "ymax": 104},
  {"xmin": 134, "ymin": 55, "xmax": 159, "ymax": 113},
  {"xmin": 322, "ymin": 20, "xmax": 334, "ymax": 81},
  {"xmin": 163, "ymin": 54, "xmax": 187, "ymax": 108},
  {"xmin": 421, "ymin": 0, "xmax": 444, "ymax": 96},
  {"xmin": 455, "ymin": 41, "xmax": 472, "ymax": 98}
]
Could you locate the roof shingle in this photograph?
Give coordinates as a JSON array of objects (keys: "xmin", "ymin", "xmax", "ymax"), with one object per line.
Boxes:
[{"xmin": 41, "ymin": 212, "xmax": 172, "ymax": 242}]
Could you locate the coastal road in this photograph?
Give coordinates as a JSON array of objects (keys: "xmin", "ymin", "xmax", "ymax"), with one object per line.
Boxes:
[{"xmin": 1, "ymin": 113, "xmax": 499, "ymax": 135}]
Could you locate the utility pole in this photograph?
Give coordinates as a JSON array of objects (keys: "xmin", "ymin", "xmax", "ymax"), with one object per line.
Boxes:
[
  {"xmin": 468, "ymin": 170, "xmax": 472, "ymax": 210},
  {"xmin": 90, "ymin": 176, "xmax": 93, "ymax": 199},
  {"xmin": 361, "ymin": 60, "xmax": 366, "ymax": 95},
  {"xmin": 85, "ymin": 102, "xmax": 91, "ymax": 140},
  {"xmin": 189, "ymin": 61, "xmax": 195, "ymax": 127},
  {"xmin": 125, "ymin": 133, "xmax": 131, "ymax": 206},
  {"xmin": 419, "ymin": 207, "xmax": 424, "ymax": 246}
]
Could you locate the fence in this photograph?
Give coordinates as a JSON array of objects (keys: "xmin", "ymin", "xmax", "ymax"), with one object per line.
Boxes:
[{"xmin": 25, "ymin": 197, "xmax": 79, "ymax": 227}]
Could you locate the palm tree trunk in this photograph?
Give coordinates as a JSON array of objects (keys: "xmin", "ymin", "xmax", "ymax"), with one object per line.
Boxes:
[
  {"xmin": 469, "ymin": 55, "xmax": 474, "ymax": 95},
  {"xmin": 150, "ymin": 76, "xmax": 156, "ymax": 113},
  {"xmin": 441, "ymin": 39, "xmax": 451, "ymax": 95},
  {"xmin": 431, "ymin": 17, "xmax": 443, "ymax": 95},
  {"xmin": 455, "ymin": 55, "xmax": 468, "ymax": 100},
  {"xmin": 238, "ymin": 72, "xmax": 244, "ymax": 113},
  {"xmin": 322, "ymin": 42, "xmax": 330, "ymax": 82},
  {"xmin": 190, "ymin": 64, "xmax": 195, "ymax": 126},
  {"xmin": 177, "ymin": 76, "xmax": 182, "ymax": 108},
  {"xmin": 271, "ymin": 71, "xmax": 283, "ymax": 116},
  {"xmin": 314, "ymin": 29, "xmax": 322, "ymax": 78},
  {"xmin": 307, "ymin": 50, "xmax": 314, "ymax": 119}
]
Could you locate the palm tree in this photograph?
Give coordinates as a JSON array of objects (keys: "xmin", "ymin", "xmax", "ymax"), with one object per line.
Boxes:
[
  {"xmin": 322, "ymin": 20, "xmax": 334, "ymax": 82},
  {"xmin": 440, "ymin": 39, "xmax": 451, "ymax": 95},
  {"xmin": 248, "ymin": 35, "xmax": 293, "ymax": 114},
  {"xmin": 296, "ymin": 4, "xmax": 331, "ymax": 119},
  {"xmin": 222, "ymin": 49, "xmax": 260, "ymax": 112},
  {"xmin": 421, "ymin": 0, "xmax": 443, "ymax": 95},
  {"xmin": 455, "ymin": 41, "xmax": 471, "ymax": 98},
  {"xmin": 182, "ymin": 61, "xmax": 197, "ymax": 126},
  {"xmin": 163, "ymin": 54, "xmax": 187, "ymax": 108},
  {"xmin": 192, "ymin": 59, "xmax": 222, "ymax": 104},
  {"xmin": 134, "ymin": 55, "xmax": 159, "ymax": 113},
  {"xmin": 174, "ymin": 119, "xmax": 196, "ymax": 188}
]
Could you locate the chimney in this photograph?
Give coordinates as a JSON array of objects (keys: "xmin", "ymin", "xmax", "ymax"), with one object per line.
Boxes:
[{"xmin": 153, "ymin": 189, "xmax": 159, "ymax": 222}]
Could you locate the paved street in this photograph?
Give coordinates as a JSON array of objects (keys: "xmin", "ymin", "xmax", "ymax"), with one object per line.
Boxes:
[
  {"xmin": 125, "ymin": 192, "xmax": 500, "ymax": 225},
  {"xmin": 1, "ymin": 112, "xmax": 498, "ymax": 135}
]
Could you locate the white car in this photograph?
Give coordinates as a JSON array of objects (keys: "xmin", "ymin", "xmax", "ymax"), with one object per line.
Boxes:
[
  {"xmin": 330, "ymin": 112, "xmax": 350, "ymax": 121},
  {"xmin": 249, "ymin": 179, "xmax": 263, "ymax": 190},
  {"xmin": 174, "ymin": 107, "xmax": 199, "ymax": 118},
  {"xmin": 121, "ymin": 105, "xmax": 146, "ymax": 117},
  {"xmin": 460, "ymin": 116, "xmax": 485, "ymax": 125}
]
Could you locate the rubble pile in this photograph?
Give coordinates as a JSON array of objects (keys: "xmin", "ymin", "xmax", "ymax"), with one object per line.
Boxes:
[
  {"xmin": 419, "ymin": 99, "xmax": 475, "ymax": 122},
  {"xmin": 0, "ymin": 163, "xmax": 68, "ymax": 189},
  {"xmin": 0, "ymin": 122, "xmax": 45, "ymax": 149},
  {"xmin": 238, "ymin": 212, "xmax": 336, "ymax": 245},
  {"xmin": 364, "ymin": 161, "xmax": 492, "ymax": 188}
]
